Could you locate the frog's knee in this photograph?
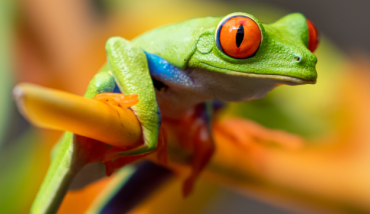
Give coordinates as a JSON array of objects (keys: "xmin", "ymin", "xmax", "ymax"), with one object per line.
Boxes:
[{"xmin": 105, "ymin": 37, "xmax": 131, "ymax": 53}]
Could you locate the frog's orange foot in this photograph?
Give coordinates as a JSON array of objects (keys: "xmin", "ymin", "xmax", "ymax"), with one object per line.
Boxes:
[{"xmin": 93, "ymin": 93, "xmax": 139, "ymax": 107}]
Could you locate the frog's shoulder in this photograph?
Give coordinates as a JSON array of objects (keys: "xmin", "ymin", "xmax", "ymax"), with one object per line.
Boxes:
[{"xmin": 132, "ymin": 16, "xmax": 221, "ymax": 69}]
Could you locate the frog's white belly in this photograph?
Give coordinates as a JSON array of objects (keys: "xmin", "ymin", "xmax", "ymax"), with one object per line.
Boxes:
[{"xmin": 152, "ymin": 67, "xmax": 286, "ymax": 119}]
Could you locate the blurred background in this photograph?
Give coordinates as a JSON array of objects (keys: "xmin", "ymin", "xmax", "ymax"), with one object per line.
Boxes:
[{"xmin": 1, "ymin": 0, "xmax": 370, "ymax": 213}]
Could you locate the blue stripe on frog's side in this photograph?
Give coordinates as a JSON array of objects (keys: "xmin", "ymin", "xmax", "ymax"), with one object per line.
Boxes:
[
  {"xmin": 113, "ymin": 82, "xmax": 122, "ymax": 93},
  {"xmin": 144, "ymin": 51, "xmax": 193, "ymax": 87},
  {"xmin": 113, "ymin": 51, "xmax": 225, "ymax": 114},
  {"xmin": 113, "ymin": 51, "xmax": 192, "ymax": 93}
]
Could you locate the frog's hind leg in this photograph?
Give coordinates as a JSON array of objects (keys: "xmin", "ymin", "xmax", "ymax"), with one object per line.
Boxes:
[
  {"xmin": 183, "ymin": 120, "xmax": 215, "ymax": 197},
  {"xmin": 177, "ymin": 102, "xmax": 216, "ymax": 197}
]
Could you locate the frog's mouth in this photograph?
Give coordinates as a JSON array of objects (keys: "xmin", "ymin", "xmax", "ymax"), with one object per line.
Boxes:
[{"xmin": 201, "ymin": 63, "xmax": 316, "ymax": 85}]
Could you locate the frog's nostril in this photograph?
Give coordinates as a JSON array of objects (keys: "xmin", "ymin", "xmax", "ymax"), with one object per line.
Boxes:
[{"xmin": 293, "ymin": 54, "xmax": 302, "ymax": 63}]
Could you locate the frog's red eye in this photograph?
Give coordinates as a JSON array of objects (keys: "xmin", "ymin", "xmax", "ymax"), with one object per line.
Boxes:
[
  {"xmin": 216, "ymin": 15, "xmax": 262, "ymax": 59},
  {"xmin": 307, "ymin": 20, "xmax": 320, "ymax": 52}
]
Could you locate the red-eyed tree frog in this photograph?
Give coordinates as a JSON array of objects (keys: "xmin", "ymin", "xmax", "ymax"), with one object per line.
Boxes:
[{"xmin": 31, "ymin": 12, "xmax": 319, "ymax": 213}]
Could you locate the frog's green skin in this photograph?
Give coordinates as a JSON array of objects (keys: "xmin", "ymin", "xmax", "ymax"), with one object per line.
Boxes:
[{"xmin": 31, "ymin": 12, "xmax": 317, "ymax": 213}]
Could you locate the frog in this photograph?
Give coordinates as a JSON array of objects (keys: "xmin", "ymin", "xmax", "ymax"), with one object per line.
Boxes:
[{"xmin": 31, "ymin": 12, "xmax": 319, "ymax": 213}]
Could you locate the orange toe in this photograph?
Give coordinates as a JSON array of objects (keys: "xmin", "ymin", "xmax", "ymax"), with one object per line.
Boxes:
[{"xmin": 93, "ymin": 93, "xmax": 139, "ymax": 107}]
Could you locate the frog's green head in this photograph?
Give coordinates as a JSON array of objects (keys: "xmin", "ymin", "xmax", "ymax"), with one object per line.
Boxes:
[{"xmin": 189, "ymin": 12, "xmax": 319, "ymax": 85}]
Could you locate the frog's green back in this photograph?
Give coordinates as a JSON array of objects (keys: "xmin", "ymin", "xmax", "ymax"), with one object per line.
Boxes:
[{"xmin": 132, "ymin": 17, "xmax": 221, "ymax": 69}]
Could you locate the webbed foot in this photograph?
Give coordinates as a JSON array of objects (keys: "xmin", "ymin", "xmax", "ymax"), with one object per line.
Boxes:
[{"xmin": 93, "ymin": 93, "xmax": 139, "ymax": 107}]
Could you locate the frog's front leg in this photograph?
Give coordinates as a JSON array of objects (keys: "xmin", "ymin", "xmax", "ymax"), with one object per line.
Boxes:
[{"xmin": 100, "ymin": 37, "xmax": 162, "ymax": 163}]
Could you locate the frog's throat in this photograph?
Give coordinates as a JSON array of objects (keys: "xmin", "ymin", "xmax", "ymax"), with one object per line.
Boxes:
[{"xmin": 201, "ymin": 63, "xmax": 316, "ymax": 85}]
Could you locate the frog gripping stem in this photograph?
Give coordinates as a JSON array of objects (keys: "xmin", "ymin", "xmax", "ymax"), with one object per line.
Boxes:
[
  {"xmin": 92, "ymin": 92, "xmax": 168, "ymax": 176},
  {"xmin": 93, "ymin": 93, "xmax": 139, "ymax": 107}
]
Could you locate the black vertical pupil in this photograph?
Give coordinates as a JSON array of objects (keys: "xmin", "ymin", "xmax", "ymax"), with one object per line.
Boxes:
[{"xmin": 236, "ymin": 24, "xmax": 244, "ymax": 48}]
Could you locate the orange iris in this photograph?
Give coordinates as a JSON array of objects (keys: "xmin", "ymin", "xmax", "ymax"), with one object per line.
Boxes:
[
  {"xmin": 307, "ymin": 19, "xmax": 320, "ymax": 52},
  {"xmin": 217, "ymin": 16, "xmax": 262, "ymax": 59}
]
